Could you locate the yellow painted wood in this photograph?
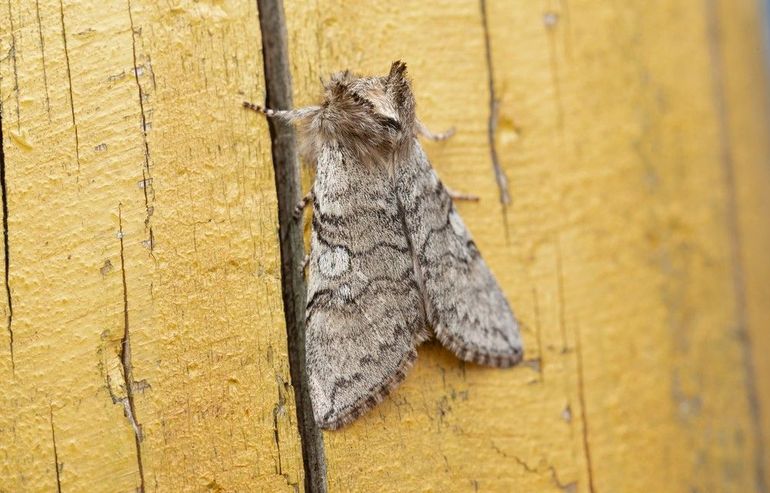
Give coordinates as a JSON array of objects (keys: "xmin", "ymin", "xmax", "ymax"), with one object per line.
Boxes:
[
  {"xmin": 714, "ymin": 0, "xmax": 770, "ymax": 481},
  {"xmin": 0, "ymin": 1, "xmax": 302, "ymax": 491},
  {"xmin": 285, "ymin": 0, "xmax": 770, "ymax": 491},
  {"xmin": 2, "ymin": 0, "xmax": 769, "ymax": 491}
]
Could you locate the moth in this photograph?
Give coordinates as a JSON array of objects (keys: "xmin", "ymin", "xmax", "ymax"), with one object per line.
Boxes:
[{"xmin": 244, "ymin": 61, "xmax": 522, "ymax": 430}]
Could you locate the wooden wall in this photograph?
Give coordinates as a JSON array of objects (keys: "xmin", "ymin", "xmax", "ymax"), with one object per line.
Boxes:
[{"xmin": 1, "ymin": 1, "xmax": 769, "ymax": 491}]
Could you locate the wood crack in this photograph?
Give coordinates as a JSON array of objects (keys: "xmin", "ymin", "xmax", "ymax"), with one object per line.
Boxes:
[
  {"xmin": 574, "ymin": 322, "xmax": 595, "ymax": 493},
  {"xmin": 254, "ymin": 0, "xmax": 327, "ymax": 491},
  {"xmin": 704, "ymin": 1, "xmax": 768, "ymax": 491},
  {"xmin": 118, "ymin": 204, "xmax": 146, "ymax": 493},
  {"xmin": 6, "ymin": 1, "xmax": 20, "ymax": 133},
  {"xmin": 479, "ymin": 0, "xmax": 511, "ymax": 223},
  {"xmin": 58, "ymin": 0, "xmax": 81, "ymax": 174},
  {"xmin": 531, "ymin": 288, "xmax": 544, "ymax": 382},
  {"xmin": 50, "ymin": 405, "xmax": 62, "ymax": 493},
  {"xmin": 549, "ymin": 465, "xmax": 577, "ymax": 492},
  {"xmin": 273, "ymin": 374, "xmax": 300, "ymax": 492},
  {"xmin": 126, "ymin": 0, "xmax": 155, "ymax": 245},
  {"xmin": 272, "ymin": 375, "xmax": 287, "ymax": 476},
  {"xmin": 492, "ymin": 442, "xmax": 577, "ymax": 492},
  {"xmin": 555, "ymin": 237, "xmax": 568, "ymax": 353},
  {"xmin": 0, "ymin": 108, "xmax": 14, "ymax": 373},
  {"xmin": 34, "ymin": 0, "xmax": 51, "ymax": 118}
]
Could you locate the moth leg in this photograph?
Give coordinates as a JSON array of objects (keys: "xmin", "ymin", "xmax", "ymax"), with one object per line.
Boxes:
[
  {"xmin": 445, "ymin": 186, "xmax": 480, "ymax": 202},
  {"xmin": 416, "ymin": 120, "xmax": 455, "ymax": 142},
  {"xmin": 293, "ymin": 191, "xmax": 314, "ymax": 220},
  {"xmin": 242, "ymin": 101, "xmax": 321, "ymax": 122}
]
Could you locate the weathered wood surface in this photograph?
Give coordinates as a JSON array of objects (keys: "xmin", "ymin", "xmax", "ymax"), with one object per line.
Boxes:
[
  {"xmin": 0, "ymin": 1, "xmax": 302, "ymax": 491},
  {"xmin": 285, "ymin": 0, "xmax": 770, "ymax": 491},
  {"xmin": 1, "ymin": 0, "xmax": 770, "ymax": 492}
]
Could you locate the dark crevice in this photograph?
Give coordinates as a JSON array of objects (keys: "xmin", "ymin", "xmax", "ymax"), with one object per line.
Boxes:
[
  {"xmin": 704, "ymin": 2, "xmax": 768, "ymax": 491},
  {"xmin": 549, "ymin": 465, "xmax": 578, "ymax": 492},
  {"xmin": 7, "ymin": 2, "xmax": 20, "ymax": 133},
  {"xmin": 273, "ymin": 376, "xmax": 300, "ymax": 491},
  {"xmin": 272, "ymin": 375, "xmax": 287, "ymax": 476},
  {"xmin": 531, "ymin": 288, "xmax": 544, "ymax": 382},
  {"xmin": 127, "ymin": 0, "xmax": 155, "ymax": 243},
  {"xmin": 513, "ymin": 455, "xmax": 538, "ymax": 474},
  {"xmin": 50, "ymin": 405, "xmax": 62, "ymax": 493},
  {"xmin": 118, "ymin": 205, "xmax": 146, "ymax": 493},
  {"xmin": 34, "ymin": 0, "xmax": 51, "ymax": 118},
  {"xmin": 254, "ymin": 1, "xmax": 327, "ymax": 491},
  {"xmin": 574, "ymin": 323, "xmax": 596, "ymax": 493},
  {"xmin": 555, "ymin": 237, "xmax": 568, "ymax": 352},
  {"xmin": 0, "ymin": 108, "xmax": 14, "ymax": 373},
  {"xmin": 58, "ymin": 0, "xmax": 81, "ymax": 174},
  {"xmin": 479, "ymin": 0, "xmax": 511, "ymax": 236},
  {"xmin": 556, "ymin": 233, "xmax": 594, "ymax": 491}
]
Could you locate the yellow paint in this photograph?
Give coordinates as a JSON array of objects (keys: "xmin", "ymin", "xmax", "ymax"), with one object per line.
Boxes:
[
  {"xmin": 285, "ymin": 0, "xmax": 770, "ymax": 491},
  {"xmin": 715, "ymin": 0, "xmax": 770, "ymax": 482},
  {"xmin": 2, "ymin": 0, "xmax": 770, "ymax": 492},
  {"xmin": 0, "ymin": 0, "xmax": 301, "ymax": 491}
]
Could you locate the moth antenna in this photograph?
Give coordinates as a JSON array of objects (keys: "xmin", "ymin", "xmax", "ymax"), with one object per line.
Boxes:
[
  {"xmin": 386, "ymin": 60, "xmax": 413, "ymax": 115},
  {"xmin": 243, "ymin": 101, "xmax": 321, "ymax": 123},
  {"xmin": 242, "ymin": 101, "xmax": 280, "ymax": 117},
  {"xmin": 388, "ymin": 60, "xmax": 408, "ymax": 81}
]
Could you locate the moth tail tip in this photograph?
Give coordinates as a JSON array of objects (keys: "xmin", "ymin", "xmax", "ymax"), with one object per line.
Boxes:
[
  {"xmin": 314, "ymin": 349, "xmax": 419, "ymax": 430},
  {"xmin": 435, "ymin": 326, "xmax": 524, "ymax": 368}
]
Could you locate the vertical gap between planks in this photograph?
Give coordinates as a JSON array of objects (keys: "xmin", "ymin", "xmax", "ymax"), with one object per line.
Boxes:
[
  {"xmin": 704, "ymin": 1, "xmax": 768, "ymax": 491},
  {"xmin": 254, "ymin": 0, "xmax": 328, "ymax": 491},
  {"xmin": 0, "ymin": 108, "xmax": 13, "ymax": 374}
]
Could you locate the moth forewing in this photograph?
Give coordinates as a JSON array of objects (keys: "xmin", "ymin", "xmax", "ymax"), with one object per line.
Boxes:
[
  {"xmin": 305, "ymin": 144, "xmax": 427, "ymax": 430},
  {"xmin": 396, "ymin": 143, "xmax": 523, "ymax": 368}
]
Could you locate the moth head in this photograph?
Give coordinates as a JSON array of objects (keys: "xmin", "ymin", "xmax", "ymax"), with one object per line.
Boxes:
[{"xmin": 317, "ymin": 61, "xmax": 417, "ymax": 151}]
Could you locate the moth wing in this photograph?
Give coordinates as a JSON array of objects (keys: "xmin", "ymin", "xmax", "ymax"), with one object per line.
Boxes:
[
  {"xmin": 397, "ymin": 142, "xmax": 523, "ymax": 367},
  {"xmin": 306, "ymin": 145, "xmax": 427, "ymax": 430}
]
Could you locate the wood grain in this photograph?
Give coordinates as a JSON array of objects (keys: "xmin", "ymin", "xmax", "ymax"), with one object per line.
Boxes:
[
  {"xmin": 1, "ymin": 0, "xmax": 769, "ymax": 491},
  {"xmin": 285, "ymin": 0, "xmax": 770, "ymax": 491},
  {"xmin": 0, "ymin": 1, "xmax": 302, "ymax": 491}
]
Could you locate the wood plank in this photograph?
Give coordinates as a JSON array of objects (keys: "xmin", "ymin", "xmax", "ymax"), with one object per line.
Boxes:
[
  {"xmin": 2, "ymin": 0, "xmax": 768, "ymax": 490},
  {"xmin": 713, "ymin": 0, "xmax": 770, "ymax": 488},
  {"xmin": 284, "ymin": 0, "xmax": 770, "ymax": 491},
  {"xmin": 0, "ymin": 1, "xmax": 303, "ymax": 491}
]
